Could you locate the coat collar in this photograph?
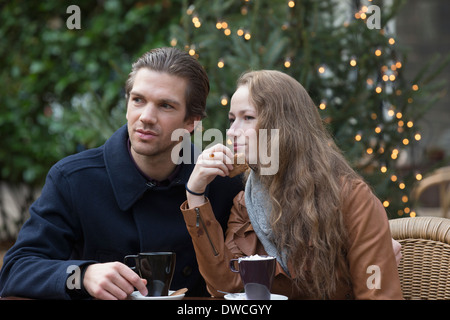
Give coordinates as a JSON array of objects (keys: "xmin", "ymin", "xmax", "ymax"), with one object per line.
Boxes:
[{"xmin": 104, "ymin": 125, "xmax": 198, "ymax": 211}]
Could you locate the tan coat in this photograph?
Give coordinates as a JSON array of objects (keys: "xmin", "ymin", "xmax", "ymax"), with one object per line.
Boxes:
[{"xmin": 180, "ymin": 180, "xmax": 403, "ymax": 299}]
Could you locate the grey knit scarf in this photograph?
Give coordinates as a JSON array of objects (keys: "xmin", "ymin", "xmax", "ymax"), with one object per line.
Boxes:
[{"xmin": 244, "ymin": 171, "xmax": 290, "ymax": 275}]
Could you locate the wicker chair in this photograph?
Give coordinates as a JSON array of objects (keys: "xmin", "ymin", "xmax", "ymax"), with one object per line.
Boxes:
[
  {"xmin": 389, "ymin": 216, "xmax": 450, "ymax": 299},
  {"xmin": 411, "ymin": 166, "xmax": 450, "ymax": 218}
]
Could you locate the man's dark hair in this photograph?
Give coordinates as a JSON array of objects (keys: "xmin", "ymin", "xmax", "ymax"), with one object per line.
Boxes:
[{"xmin": 125, "ymin": 47, "xmax": 209, "ymax": 120}]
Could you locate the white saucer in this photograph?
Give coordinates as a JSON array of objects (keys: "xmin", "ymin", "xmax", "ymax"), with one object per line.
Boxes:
[
  {"xmin": 129, "ymin": 290, "xmax": 185, "ymax": 300},
  {"xmin": 224, "ymin": 293, "xmax": 288, "ymax": 300}
]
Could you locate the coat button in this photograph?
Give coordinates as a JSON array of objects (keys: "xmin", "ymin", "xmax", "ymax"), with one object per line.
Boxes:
[{"xmin": 182, "ymin": 265, "xmax": 192, "ymax": 277}]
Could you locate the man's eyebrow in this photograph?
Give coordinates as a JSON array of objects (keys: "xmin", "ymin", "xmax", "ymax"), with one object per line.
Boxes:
[
  {"xmin": 160, "ymin": 98, "xmax": 182, "ymax": 106},
  {"xmin": 129, "ymin": 91, "xmax": 182, "ymax": 106},
  {"xmin": 129, "ymin": 90, "xmax": 145, "ymax": 97}
]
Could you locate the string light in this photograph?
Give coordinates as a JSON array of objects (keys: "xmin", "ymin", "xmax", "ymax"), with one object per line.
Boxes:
[
  {"xmin": 288, "ymin": 1, "xmax": 295, "ymax": 8},
  {"xmin": 412, "ymin": 84, "xmax": 419, "ymax": 91},
  {"xmin": 414, "ymin": 133, "xmax": 422, "ymax": 141},
  {"xmin": 217, "ymin": 59, "xmax": 224, "ymax": 68},
  {"xmin": 220, "ymin": 95, "xmax": 228, "ymax": 106},
  {"xmin": 391, "ymin": 148, "xmax": 399, "ymax": 160},
  {"xmin": 318, "ymin": 65, "xmax": 326, "ymax": 74},
  {"xmin": 186, "ymin": 5, "xmax": 194, "ymax": 15},
  {"xmin": 375, "ymin": 49, "xmax": 382, "ymax": 56},
  {"xmin": 244, "ymin": 31, "xmax": 251, "ymax": 40},
  {"xmin": 319, "ymin": 100, "xmax": 326, "ymax": 110},
  {"xmin": 284, "ymin": 58, "xmax": 291, "ymax": 68},
  {"xmin": 192, "ymin": 16, "xmax": 201, "ymax": 28},
  {"xmin": 350, "ymin": 58, "xmax": 357, "ymax": 67}
]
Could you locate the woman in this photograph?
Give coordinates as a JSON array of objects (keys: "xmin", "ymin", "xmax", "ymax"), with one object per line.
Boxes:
[{"xmin": 181, "ymin": 70, "xmax": 402, "ymax": 299}]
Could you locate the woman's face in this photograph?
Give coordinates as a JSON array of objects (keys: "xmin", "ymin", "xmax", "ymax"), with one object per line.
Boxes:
[{"xmin": 228, "ymin": 85, "xmax": 258, "ymax": 164}]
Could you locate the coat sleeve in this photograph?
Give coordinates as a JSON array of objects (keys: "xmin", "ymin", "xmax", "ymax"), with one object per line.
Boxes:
[
  {"xmin": 180, "ymin": 193, "xmax": 249, "ymax": 297},
  {"xmin": 343, "ymin": 180, "xmax": 403, "ymax": 299},
  {"xmin": 0, "ymin": 165, "xmax": 95, "ymax": 299}
]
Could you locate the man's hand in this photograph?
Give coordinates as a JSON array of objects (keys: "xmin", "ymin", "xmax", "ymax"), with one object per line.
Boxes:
[{"xmin": 83, "ymin": 262, "xmax": 148, "ymax": 300}]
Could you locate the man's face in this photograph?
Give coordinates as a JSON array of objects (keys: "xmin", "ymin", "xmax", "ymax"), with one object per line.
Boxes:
[{"xmin": 126, "ymin": 68, "xmax": 196, "ymax": 162}]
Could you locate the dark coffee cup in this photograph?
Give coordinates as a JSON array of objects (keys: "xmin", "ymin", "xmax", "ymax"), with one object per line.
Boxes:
[
  {"xmin": 230, "ymin": 255, "xmax": 276, "ymax": 300},
  {"xmin": 124, "ymin": 252, "xmax": 176, "ymax": 297}
]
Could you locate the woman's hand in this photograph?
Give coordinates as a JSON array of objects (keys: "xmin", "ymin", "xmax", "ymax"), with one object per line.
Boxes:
[{"xmin": 186, "ymin": 144, "xmax": 234, "ymax": 208}]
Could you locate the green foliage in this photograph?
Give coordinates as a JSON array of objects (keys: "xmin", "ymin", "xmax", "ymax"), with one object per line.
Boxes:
[
  {"xmin": 170, "ymin": 0, "xmax": 449, "ymax": 218},
  {"xmin": 0, "ymin": 0, "xmax": 181, "ymax": 186}
]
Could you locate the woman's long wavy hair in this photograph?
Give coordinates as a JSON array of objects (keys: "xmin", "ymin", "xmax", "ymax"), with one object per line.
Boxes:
[{"xmin": 237, "ymin": 70, "xmax": 361, "ymax": 298}]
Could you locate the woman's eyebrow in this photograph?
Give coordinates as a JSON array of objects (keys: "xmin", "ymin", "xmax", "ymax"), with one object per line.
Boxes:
[{"xmin": 229, "ymin": 109, "xmax": 256, "ymax": 116}]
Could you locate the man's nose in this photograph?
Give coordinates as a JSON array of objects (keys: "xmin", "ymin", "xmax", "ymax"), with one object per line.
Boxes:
[{"xmin": 139, "ymin": 104, "xmax": 157, "ymax": 124}]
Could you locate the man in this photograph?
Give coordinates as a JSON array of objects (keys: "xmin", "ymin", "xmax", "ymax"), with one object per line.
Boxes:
[{"xmin": 0, "ymin": 47, "xmax": 243, "ymax": 299}]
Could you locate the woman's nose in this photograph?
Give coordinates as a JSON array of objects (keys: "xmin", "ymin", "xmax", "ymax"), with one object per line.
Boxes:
[{"xmin": 228, "ymin": 119, "xmax": 243, "ymax": 135}]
